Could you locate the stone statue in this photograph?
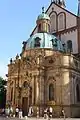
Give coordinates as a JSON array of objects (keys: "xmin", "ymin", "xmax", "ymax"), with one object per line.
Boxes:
[{"xmin": 22, "ymin": 41, "xmax": 27, "ymax": 51}]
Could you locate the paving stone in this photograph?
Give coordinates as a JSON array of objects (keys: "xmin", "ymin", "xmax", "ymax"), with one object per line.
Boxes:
[{"xmin": 0, "ymin": 116, "xmax": 80, "ymax": 120}]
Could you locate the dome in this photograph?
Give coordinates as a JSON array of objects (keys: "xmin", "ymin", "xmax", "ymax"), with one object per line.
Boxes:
[
  {"xmin": 26, "ymin": 33, "xmax": 64, "ymax": 52},
  {"xmin": 37, "ymin": 13, "xmax": 50, "ymax": 20}
]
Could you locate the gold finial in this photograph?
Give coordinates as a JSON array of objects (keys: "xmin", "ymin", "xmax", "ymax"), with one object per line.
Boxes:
[{"xmin": 42, "ymin": 7, "xmax": 45, "ymax": 13}]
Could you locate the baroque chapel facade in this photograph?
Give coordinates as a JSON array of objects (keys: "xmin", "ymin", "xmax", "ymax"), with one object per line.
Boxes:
[{"xmin": 6, "ymin": 0, "xmax": 80, "ymax": 117}]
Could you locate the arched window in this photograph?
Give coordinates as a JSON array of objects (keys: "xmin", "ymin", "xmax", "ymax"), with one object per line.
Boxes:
[
  {"xmin": 58, "ymin": 13, "xmax": 65, "ymax": 30},
  {"xmin": 51, "ymin": 39, "xmax": 57, "ymax": 47},
  {"xmin": 49, "ymin": 83, "xmax": 54, "ymax": 101},
  {"xmin": 50, "ymin": 14, "xmax": 57, "ymax": 33},
  {"xmin": 67, "ymin": 40, "xmax": 73, "ymax": 52},
  {"xmin": 34, "ymin": 37, "xmax": 41, "ymax": 48},
  {"xmin": 76, "ymin": 84, "xmax": 80, "ymax": 102}
]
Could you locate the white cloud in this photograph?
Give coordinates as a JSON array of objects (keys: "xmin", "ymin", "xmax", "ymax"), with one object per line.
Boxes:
[{"xmin": 0, "ymin": 61, "xmax": 8, "ymax": 79}]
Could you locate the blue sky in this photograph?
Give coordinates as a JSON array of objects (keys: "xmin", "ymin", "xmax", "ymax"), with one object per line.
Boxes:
[{"xmin": 0, "ymin": 0, "xmax": 78, "ymax": 78}]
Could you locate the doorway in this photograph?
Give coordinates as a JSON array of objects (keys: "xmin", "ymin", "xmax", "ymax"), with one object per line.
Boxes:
[{"xmin": 22, "ymin": 97, "xmax": 28, "ymax": 116}]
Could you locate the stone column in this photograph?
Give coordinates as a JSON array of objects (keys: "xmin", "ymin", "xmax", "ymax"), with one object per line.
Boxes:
[
  {"xmin": 32, "ymin": 76, "xmax": 34, "ymax": 105},
  {"xmin": 36, "ymin": 76, "xmax": 39, "ymax": 104},
  {"xmin": 39, "ymin": 70, "xmax": 45, "ymax": 116},
  {"xmin": 13, "ymin": 80, "xmax": 15, "ymax": 106},
  {"xmin": 6, "ymin": 81, "xmax": 10, "ymax": 103},
  {"xmin": 39, "ymin": 76, "xmax": 44, "ymax": 104}
]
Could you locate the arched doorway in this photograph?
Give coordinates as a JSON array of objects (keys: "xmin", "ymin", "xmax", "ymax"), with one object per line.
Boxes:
[
  {"xmin": 22, "ymin": 97, "xmax": 28, "ymax": 116},
  {"xmin": 22, "ymin": 81, "xmax": 32, "ymax": 116},
  {"xmin": 49, "ymin": 83, "xmax": 54, "ymax": 101}
]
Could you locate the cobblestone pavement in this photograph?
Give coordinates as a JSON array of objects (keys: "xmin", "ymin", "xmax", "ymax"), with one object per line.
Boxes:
[{"xmin": 0, "ymin": 116, "xmax": 80, "ymax": 120}]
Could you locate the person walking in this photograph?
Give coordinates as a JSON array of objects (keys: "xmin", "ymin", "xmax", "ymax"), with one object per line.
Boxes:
[
  {"xmin": 49, "ymin": 107, "xmax": 53, "ymax": 118},
  {"xmin": 15, "ymin": 106, "xmax": 19, "ymax": 117},
  {"xmin": 44, "ymin": 108, "xmax": 47, "ymax": 119},
  {"xmin": 19, "ymin": 109, "xmax": 23, "ymax": 119},
  {"xmin": 5, "ymin": 107, "xmax": 10, "ymax": 118},
  {"xmin": 28, "ymin": 106, "xmax": 33, "ymax": 117},
  {"xmin": 47, "ymin": 107, "xmax": 50, "ymax": 120},
  {"xmin": 10, "ymin": 106, "xmax": 13, "ymax": 117}
]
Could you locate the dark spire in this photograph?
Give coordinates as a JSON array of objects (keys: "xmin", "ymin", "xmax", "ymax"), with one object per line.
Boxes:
[
  {"xmin": 55, "ymin": 0, "xmax": 66, "ymax": 7},
  {"xmin": 51, "ymin": 0, "xmax": 53, "ymax": 3},
  {"xmin": 78, "ymin": 0, "xmax": 80, "ymax": 17},
  {"xmin": 51, "ymin": 0, "xmax": 56, "ymax": 3}
]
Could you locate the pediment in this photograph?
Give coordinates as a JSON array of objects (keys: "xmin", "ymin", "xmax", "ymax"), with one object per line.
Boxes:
[{"xmin": 47, "ymin": 2, "xmax": 77, "ymax": 18}]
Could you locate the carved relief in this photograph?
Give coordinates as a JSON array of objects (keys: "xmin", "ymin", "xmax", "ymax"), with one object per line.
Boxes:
[
  {"xmin": 46, "ymin": 76, "xmax": 56, "ymax": 85},
  {"xmin": 44, "ymin": 56, "xmax": 56, "ymax": 67},
  {"xmin": 22, "ymin": 88, "xmax": 29, "ymax": 97}
]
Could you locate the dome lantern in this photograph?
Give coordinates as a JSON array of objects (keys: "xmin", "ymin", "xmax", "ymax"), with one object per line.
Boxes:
[{"xmin": 36, "ymin": 7, "xmax": 50, "ymax": 33}]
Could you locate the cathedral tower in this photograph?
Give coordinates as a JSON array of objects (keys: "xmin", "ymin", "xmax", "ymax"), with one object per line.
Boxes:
[
  {"xmin": 52, "ymin": 0, "xmax": 66, "ymax": 8},
  {"xmin": 78, "ymin": 0, "xmax": 80, "ymax": 17},
  {"xmin": 77, "ymin": 0, "xmax": 80, "ymax": 53}
]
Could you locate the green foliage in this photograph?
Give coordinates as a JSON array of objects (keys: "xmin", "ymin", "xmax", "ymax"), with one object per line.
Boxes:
[
  {"xmin": 0, "ymin": 76, "xmax": 7, "ymax": 108},
  {"xmin": 0, "ymin": 77, "xmax": 6, "ymax": 93}
]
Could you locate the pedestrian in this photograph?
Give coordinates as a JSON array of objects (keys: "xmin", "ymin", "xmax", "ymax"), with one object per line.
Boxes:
[
  {"xmin": 62, "ymin": 109, "xmax": 66, "ymax": 120},
  {"xmin": 31, "ymin": 106, "xmax": 33, "ymax": 116},
  {"xmin": 5, "ymin": 107, "xmax": 10, "ymax": 118},
  {"xmin": 47, "ymin": 107, "xmax": 50, "ymax": 120},
  {"xmin": 28, "ymin": 106, "xmax": 33, "ymax": 117},
  {"xmin": 49, "ymin": 107, "xmax": 53, "ymax": 118},
  {"xmin": 44, "ymin": 108, "xmax": 47, "ymax": 119},
  {"xmin": 19, "ymin": 109, "xmax": 23, "ymax": 119},
  {"xmin": 10, "ymin": 106, "xmax": 13, "ymax": 117},
  {"xmin": 15, "ymin": 106, "xmax": 19, "ymax": 117},
  {"xmin": 36, "ymin": 107, "xmax": 39, "ymax": 118}
]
